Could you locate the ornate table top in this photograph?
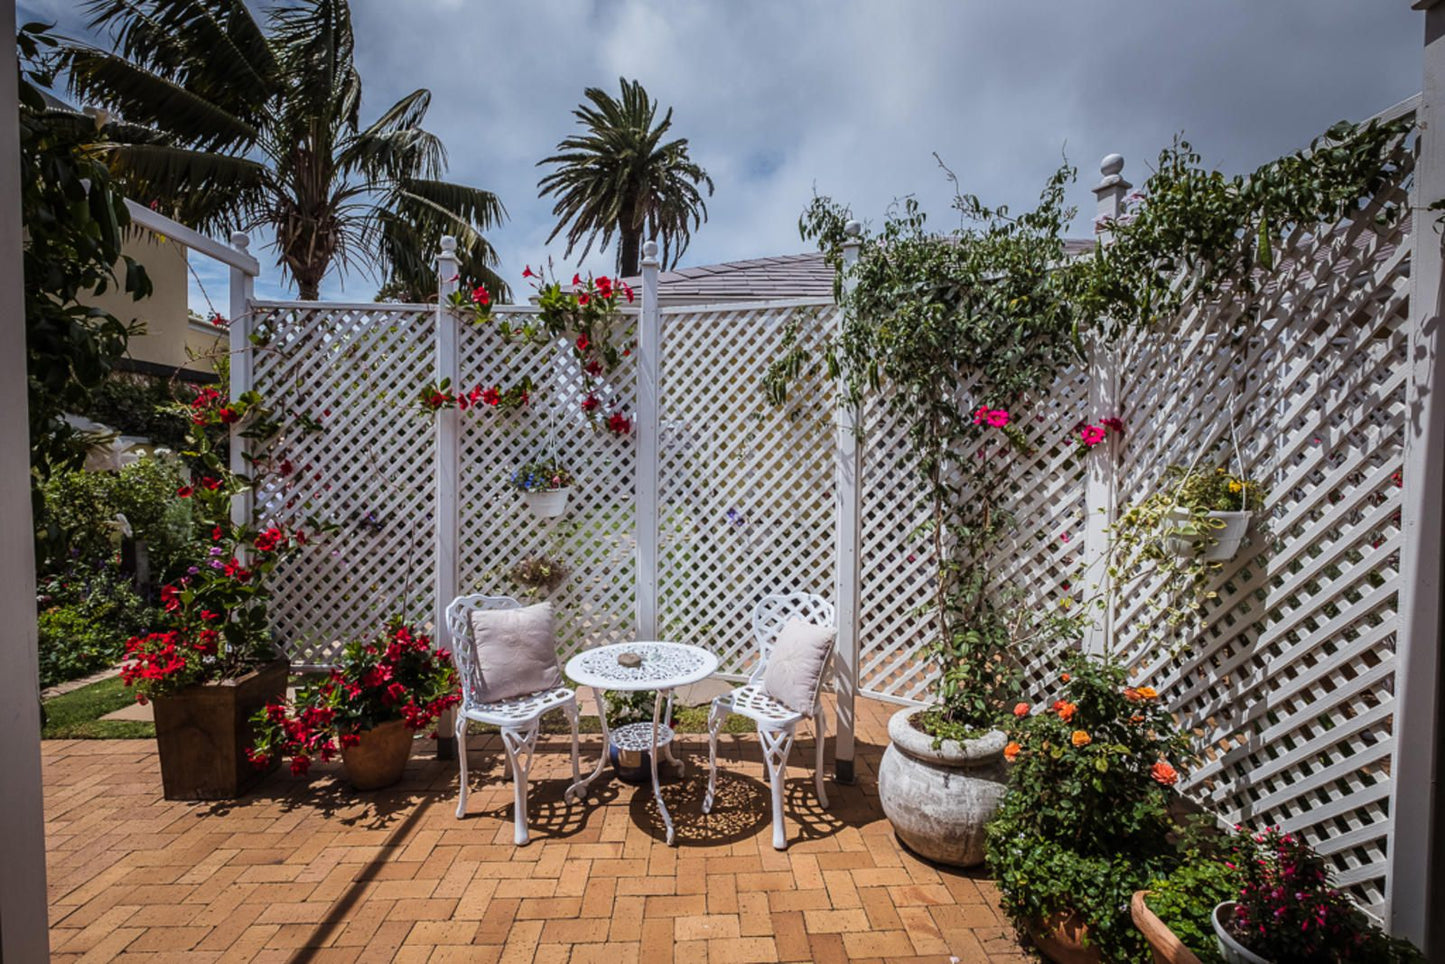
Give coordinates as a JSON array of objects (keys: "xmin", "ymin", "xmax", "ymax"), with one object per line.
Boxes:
[{"xmin": 564, "ymin": 641, "xmax": 719, "ymax": 692}]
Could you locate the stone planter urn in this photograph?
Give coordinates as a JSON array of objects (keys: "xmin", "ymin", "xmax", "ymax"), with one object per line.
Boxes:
[
  {"xmin": 1211, "ymin": 902, "xmax": 1272, "ymax": 964},
  {"xmin": 876, "ymin": 707, "xmax": 1008, "ymax": 867},
  {"xmin": 340, "ymin": 719, "xmax": 415, "ymax": 790}
]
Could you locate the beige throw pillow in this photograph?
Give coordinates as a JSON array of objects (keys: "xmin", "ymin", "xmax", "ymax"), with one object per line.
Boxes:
[
  {"xmin": 467, "ymin": 602, "xmax": 564, "ymax": 702},
  {"xmin": 762, "ymin": 618, "xmax": 837, "ymax": 716}
]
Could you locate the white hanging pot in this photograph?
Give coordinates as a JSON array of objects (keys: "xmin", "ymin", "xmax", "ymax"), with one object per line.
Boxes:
[
  {"xmin": 1164, "ymin": 507, "xmax": 1252, "ymax": 562},
  {"xmin": 522, "ymin": 488, "xmax": 569, "ymax": 518}
]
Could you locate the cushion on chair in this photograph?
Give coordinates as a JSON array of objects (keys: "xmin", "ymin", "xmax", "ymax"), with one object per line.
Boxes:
[
  {"xmin": 466, "ymin": 602, "xmax": 564, "ymax": 703},
  {"xmin": 761, "ymin": 618, "xmax": 837, "ymax": 716}
]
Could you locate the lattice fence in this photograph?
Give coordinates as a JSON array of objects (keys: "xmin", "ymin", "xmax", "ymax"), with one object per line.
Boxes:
[
  {"xmin": 1108, "ymin": 119, "xmax": 1415, "ymax": 913},
  {"xmin": 654, "ymin": 300, "xmax": 838, "ymax": 679}
]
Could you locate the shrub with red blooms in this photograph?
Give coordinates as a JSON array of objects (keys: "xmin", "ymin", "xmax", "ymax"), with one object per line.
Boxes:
[
  {"xmin": 1223, "ymin": 827, "xmax": 1423, "ymax": 963},
  {"xmin": 248, "ymin": 619, "xmax": 461, "ymax": 776}
]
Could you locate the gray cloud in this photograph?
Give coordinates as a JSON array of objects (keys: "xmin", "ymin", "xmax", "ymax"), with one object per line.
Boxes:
[{"xmin": 24, "ymin": 0, "xmax": 1422, "ymax": 305}]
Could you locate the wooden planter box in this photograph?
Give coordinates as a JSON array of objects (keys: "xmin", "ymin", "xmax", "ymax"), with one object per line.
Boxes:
[{"xmin": 152, "ymin": 659, "xmax": 288, "ymax": 800}]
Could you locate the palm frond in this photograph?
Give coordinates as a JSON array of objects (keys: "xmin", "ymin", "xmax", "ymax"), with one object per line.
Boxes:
[{"xmin": 106, "ymin": 142, "xmax": 268, "ymax": 231}]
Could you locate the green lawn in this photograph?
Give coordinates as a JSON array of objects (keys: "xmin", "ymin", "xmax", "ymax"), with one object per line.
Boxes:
[{"xmin": 41, "ymin": 676, "xmax": 154, "ymax": 740}]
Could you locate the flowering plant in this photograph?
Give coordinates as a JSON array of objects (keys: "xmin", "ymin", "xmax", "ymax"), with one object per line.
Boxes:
[
  {"xmin": 248, "ymin": 619, "xmax": 461, "ymax": 776},
  {"xmin": 120, "ymin": 385, "xmax": 323, "ymax": 703},
  {"xmin": 508, "ymin": 457, "xmax": 574, "ymax": 493},
  {"xmin": 1221, "ymin": 827, "xmax": 1422, "ymax": 963},
  {"xmin": 508, "ymin": 554, "xmax": 571, "ymax": 594},
  {"xmin": 446, "ymin": 280, "xmax": 494, "ymax": 322},
  {"xmin": 1072, "ymin": 415, "xmax": 1124, "ymax": 453},
  {"xmin": 986, "ymin": 653, "xmax": 1192, "ymax": 961},
  {"xmin": 416, "ymin": 377, "xmax": 532, "ymax": 416}
]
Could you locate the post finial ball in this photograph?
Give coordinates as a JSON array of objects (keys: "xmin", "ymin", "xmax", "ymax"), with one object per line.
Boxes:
[
  {"xmin": 230, "ymin": 231, "xmax": 250, "ymax": 251},
  {"xmin": 440, "ymin": 235, "xmax": 457, "ymax": 254},
  {"xmin": 643, "ymin": 240, "xmax": 659, "ymax": 258},
  {"xmin": 844, "ymin": 220, "xmax": 862, "ymax": 238},
  {"xmin": 1100, "ymin": 154, "xmax": 1125, "ymax": 177}
]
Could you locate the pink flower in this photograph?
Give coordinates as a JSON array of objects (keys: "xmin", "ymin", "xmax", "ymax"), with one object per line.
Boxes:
[{"xmin": 1079, "ymin": 424, "xmax": 1106, "ymax": 447}]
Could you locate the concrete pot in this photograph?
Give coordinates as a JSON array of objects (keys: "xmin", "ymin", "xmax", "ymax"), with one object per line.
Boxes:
[
  {"xmin": 877, "ymin": 708, "xmax": 1008, "ymax": 867},
  {"xmin": 340, "ymin": 719, "xmax": 414, "ymax": 790},
  {"xmin": 1212, "ymin": 902, "xmax": 1272, "ymax": 964}
]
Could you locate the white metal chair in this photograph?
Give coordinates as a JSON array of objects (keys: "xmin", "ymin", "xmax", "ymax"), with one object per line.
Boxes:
[
  {"xmin": 447, "ymin": 594, "xmax": 580, "ymax": 845},
  {"xmin": 703, "ymin": 592, "xmax": 837, "ymax": 850}
]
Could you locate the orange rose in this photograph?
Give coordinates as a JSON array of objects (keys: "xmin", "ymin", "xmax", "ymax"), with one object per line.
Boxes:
[
  {"xmin": 1052, "ymin": 700, "xmax": 1077, "ymax": 722},
  {"xmin": 1070, "ymin": 730, "xmax": 1091, "ymax": 747},
  {"xmin": 1136, "ymin": 686, "xmax": 1158, "ymax": 700},
  {"xmin": 1012, "ymin": 702, "xmax": 1030, "ymax": 718},
  {"xmin": 1061, "ymin": 673, "xmax": 1071, "ymax": 682},
  {"xmin": 1004, "ymin": 741, "xmax": 1021, "ymax": 762},
  {"xmin": 1129, "ymin": 714, "xmax": 1145, "ymax": 725},
  {"xmin": 1124, "ymin": 687, "xmax": 1141, "ymax": 702},
  {"xmin": 1151, "ymin": 761, "xmax": 1179, "ymax": 786}
]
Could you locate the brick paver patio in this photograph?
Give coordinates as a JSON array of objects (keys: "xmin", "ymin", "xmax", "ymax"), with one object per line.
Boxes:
[{"xmin": 43, "ymin": 695, "xmax": 1029, "ymax": 962}]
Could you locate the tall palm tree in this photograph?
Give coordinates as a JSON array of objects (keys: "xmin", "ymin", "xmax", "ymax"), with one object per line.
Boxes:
[
  {"xmin": 538, "ymin": 78, "xmax": 713, "ymax": 278},
  {"xmin": 60, "ymin": 0, "xmax": 506, "ymax": 301}
]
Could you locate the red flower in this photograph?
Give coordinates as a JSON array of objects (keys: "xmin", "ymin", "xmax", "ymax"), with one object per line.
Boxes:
[
  {"xmin": 481, "ymin": 386, "xmax": 501, "ymax": 407},
  {"xmin": 581, "ymin": 394, "xmax": 600, "ymax": 413},
  {"xmin": 584, "ymin": 359, "xmax": 603, "ymax": 376},
  {"xmin": 522, "ymin": 265, "xmax": 535, "ymax": 279},
  {"xmin": 1151, "ymin": 761, "xmax": 1179, "ymax": 786},
  {"xmin": 176, "ymin": 485, "xmax": 194, "ymax": 498},
  {"xmin": 471, "ymin": 284, "xmax": 490, "ymax": 306},
  {"xmin": 621, "ymin": 282, "xmax": 635, "ymax": 303},
  {"xmin": 160, "ymin": 584, "xmax": 182, "ymax": 613},
  {"xmin": 201, "ymin": 476, "xmax": 223, "ymax": 491},
  {"xmin": 1012, "ymin": 702, "xmax": 1029, "ymax": 718},
  {"xmin": 279, "ymin": 459, "xmax": 295, "ymax": 477},
  {"xmin": 218, "ymin": 407, "xmax": 240, "ymax": 424},
  {"xmin": 572, "ymin": 273, "xmax": 582, "ymax": 286},
  {"xmin": 577, "ymin": 293, "xmax": 590, "ymax": 306},
  {"xmin": 606, "ymin": 412, "xmax": 632, "ymax": 436},
  {"xmin": 576, "ymin": 334, "xmax": 590, "ymax": 352}
]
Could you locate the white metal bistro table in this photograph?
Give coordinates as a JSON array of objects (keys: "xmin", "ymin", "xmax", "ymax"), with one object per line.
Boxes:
[{"xmin": 564, "ymin": 641, "xmax": 719, "ymax": 845}]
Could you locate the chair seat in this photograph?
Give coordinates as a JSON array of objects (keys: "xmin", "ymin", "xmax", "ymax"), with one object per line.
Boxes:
[
  {"xmin": 715, "ymin": 683, "xmax": 805, "ymax": 727},
  {"xmin": 462, "ymin": 686, "xmax": 575, "ymax": 727}
]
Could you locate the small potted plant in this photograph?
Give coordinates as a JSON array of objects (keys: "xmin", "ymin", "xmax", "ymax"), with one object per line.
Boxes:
[
  {"xmin": 508, "ymin": 554, "xmax": 571, "ymax": 596},
  {"xmin": 1133, "ymin": 828, "xmax": 1244, "ymax": 964},
  {"xmin": 604, "ymin": 689, "xmax": 674, "ymax": 785},
  {"xmin": 509, "ymin": 458, "xmax": 574, "ymax": 518},
  {"xmin": 249, "ymin": 619, "xmax": 461, "ymax": 790},
  {"xmin": 1159, "ymin": 465, "xmax": 1265, "ymax": 562},
  {"xmin": 1212, "ymin": 827, "xmax": 1422, "ymax": 964},
  {"xmin": 986, "ymin": 654, "xmax": 1192, "ymax": 964}
]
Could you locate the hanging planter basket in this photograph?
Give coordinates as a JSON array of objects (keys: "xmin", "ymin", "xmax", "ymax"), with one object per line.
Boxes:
[
  {"xmin": 1163, "ymin": 508, "xmax": 1252, "ymax": 562},
  {"xmin": 522, "ymin": 487, "xmax": 570, "ymax": 518}
]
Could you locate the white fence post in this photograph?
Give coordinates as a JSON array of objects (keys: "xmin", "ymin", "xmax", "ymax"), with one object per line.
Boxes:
[
  {"xmin": 434, "ymin": 237, "xmax": 461, "ymax": 761},
  {"xmin": 636, "ymin": 241, "xmax": 662, "ymax": 640},
  {"xmin": 833, "ymin": 221, "xmax": 864, "ymax": 784},
  {"xmin": 1082, "ymin": 156, "xmax": 1128, "ymax": 656},
  {"xmin": 1389, "ymin": 2, "xmax": 1445, "ymax": 948},
  {"xmin": 228, "ymin": 232, "xmax": 256, "ymax": 532}
]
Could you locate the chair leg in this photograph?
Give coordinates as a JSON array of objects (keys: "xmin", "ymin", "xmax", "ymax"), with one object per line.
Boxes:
[
  {"xmin": 564, "ymin": 700, "xmax": 581, "ymax": 787},
  {"xmin": 500, "ymin": 723, "xmax": 540, "ymax": 846},
  {"xmin": 760, "ymin": 725, "xmax": 796, "ymax": 851},
  {"xmin": 813, "ymin": 704, "xmax": 830, "ymax": 809},
  {"xmin": 703, "ymin": 697, "xmax": 727, "ymax": 814},
  {"xmin": 454, "ymin": 713, "xmax": 470, "ymax": 819}
]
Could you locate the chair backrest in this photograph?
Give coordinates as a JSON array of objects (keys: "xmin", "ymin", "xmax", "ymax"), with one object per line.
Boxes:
[
  {"xmin": 446, "ymin": 594, "xmax": 522, "ymax": 706},
  {"xmin": 750, "ymin": 592, "xmax": 836, "ymax": 685}
]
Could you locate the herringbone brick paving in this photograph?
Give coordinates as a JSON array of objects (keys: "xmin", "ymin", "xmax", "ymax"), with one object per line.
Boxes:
[{"xmin": 43, "ymin": 696, "xmax": 1030, "ymax": 962}]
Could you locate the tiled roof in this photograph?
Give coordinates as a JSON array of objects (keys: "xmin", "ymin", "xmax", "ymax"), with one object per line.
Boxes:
[{"xmin": 619, "ymin": 241, "xmax": 1098, "ymax": 305}]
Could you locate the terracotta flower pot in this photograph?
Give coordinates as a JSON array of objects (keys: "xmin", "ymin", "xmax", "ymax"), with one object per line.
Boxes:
[
  {"xmin": 1132, "ymin": 890, "xmax": 1203, "ymax": 964},
  {"xmin": 152, "ymin": 658, "xmax": 288, "ymax": 801},
  {"xmin": 1029, "ymin": 910, "xmax": 1102, "ymax": 964},
  {"xmin": 340, "ymin": 719, "xmax": 415, "ymax": 790}
]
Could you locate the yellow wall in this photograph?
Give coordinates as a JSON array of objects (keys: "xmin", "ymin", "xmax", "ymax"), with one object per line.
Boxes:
[{"xmin": 82, "ymin": 231, "xmax": 203, "ymax": 372}]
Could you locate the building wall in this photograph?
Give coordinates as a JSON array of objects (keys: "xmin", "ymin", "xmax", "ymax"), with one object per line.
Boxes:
[{"xmin": 83, "ymin": 231, "xmax": 204, "ymax": 373}]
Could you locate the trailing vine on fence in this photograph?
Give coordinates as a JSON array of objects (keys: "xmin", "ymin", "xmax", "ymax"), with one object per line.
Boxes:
[{"xmin": 765, "ymin": 116, "xmax": 1410, "ymax": 735}]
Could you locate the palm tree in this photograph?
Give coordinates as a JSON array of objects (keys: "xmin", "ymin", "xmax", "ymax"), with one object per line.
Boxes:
[
  {"xmin": 60, "ymin": 0, "xmax": 506, "ymax": 301},
  {"xmin": 538, "ymin": 78, "xmax": 713, "ymax": 278}
]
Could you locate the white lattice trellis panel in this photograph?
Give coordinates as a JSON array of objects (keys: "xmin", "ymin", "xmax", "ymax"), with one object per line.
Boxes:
[
  {"xmin": 250, "ymin": 302, "xmax": 439, "ymax": 665},
  {"xmin": 1109, "ymin": 120, "xmax": 1415, "ymax": 912},
  {"xmin": 456, "ymin": 307, "xmax": 639, "ymax": 662},
  {"xmin": 655, "ymin": 301, "xmax": 838, "ymax": 678}
]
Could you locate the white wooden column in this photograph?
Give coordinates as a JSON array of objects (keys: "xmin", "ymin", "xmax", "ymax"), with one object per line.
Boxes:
[
  {"xmin": 1082, "ymin": 156, "xmax": 1128, "ymax": 656},
  {"xmin": 833, "ymin": 222, "xmax": 864, "ymax": 784},
  {"xmin": 636, "ymin": 241, "xmax": 662, "ymax": 639},
  {"xmin": 228, "ymin": 232, "xmax": 256, "ymax": 531},
  {"xmin": 1390, "ymin": 2, "xmax": 1445, "ymax": 950},
  {"xmin": 0, "ymin": 0, "xmax": 51, "ymax": 953},
  {"xmin": 434, "ymin": 237, "xmax": 461, "ymax": 760}
]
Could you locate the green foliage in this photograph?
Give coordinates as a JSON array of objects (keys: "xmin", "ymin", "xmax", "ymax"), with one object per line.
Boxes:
[
  {"xmin": 1103, "ymin": 464, "xmax": 1268, "ymax": 641},
  {"xmin": 509, "ymin": 458, "xmax": 575, "ymax": 493},
  {"xmin": 40, "ymin": 456, "xmax": 199, "ymax": 582},
  {"xmin": 987, "ymin": 654, "xmax": 1192, "ymax": 962},
  {"xmin": 605, "ymin": 689, "xmax": 666, "ymax": 728},
  {"xmin": 538, "ymin": 77, "xmax": 713, "ymax": 277},
  {"xmin": 36, "ymin": 566, "xmax": 155, "ymax": 688},
  {"xmin": 60, "ymin": 0, "xmax": 506, "ymax": 301},
  {"xmin": 1145, "ymin": 839, "xmax": 1242, "ymax": 964},
  {"xmin": 82, "ymin": 374, "xmax": 200, "ymax": 455},
  {"xmin": 508, "ymin": 554, "xmax": 571, "ymax": 595},
  {"xmin": 18, "ymin": 23, "xmax": 150, "ymax": 487}
]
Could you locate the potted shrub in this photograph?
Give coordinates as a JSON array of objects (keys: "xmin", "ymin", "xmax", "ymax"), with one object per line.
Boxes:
[
  {"xmin": 119, "ymin": 387, "xmax": 321, "ymax": 800},
  {"xmin": 1213, "ymin": 827, "xmax": 1422, "ymax": 964},
  {"xmin": 1158, "ymin": 466, "xmax": 1265, "ymax": 562},
  {"xmin": 1133, "ymin": 830, "xmax": 1244, "ymax": 964},
  {"xmin": 510, "ymin": 458, "xmax": 574, "ymax": 518},
  {"xmin": 986, "ymin": 654, "xmax": 1191, "ymax": 963},
  {"xmin": 249, "ymin": 619, "xmax": 461, "ymax": 790},
  {"xmin": 509, "ymin": 553, "xmax": 571, "ymax": 596}
]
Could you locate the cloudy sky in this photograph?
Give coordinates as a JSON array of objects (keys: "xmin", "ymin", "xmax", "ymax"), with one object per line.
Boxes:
[{"xmin": 22, "ymin": 0, "xmax": 1425, "ymax": 311}]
